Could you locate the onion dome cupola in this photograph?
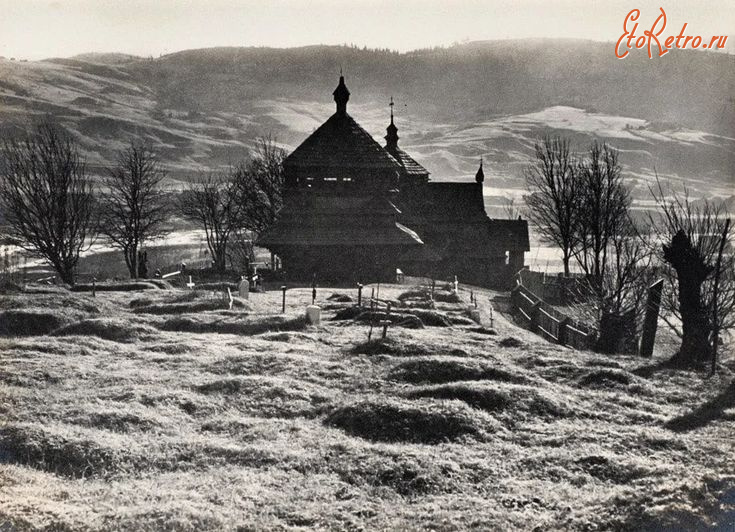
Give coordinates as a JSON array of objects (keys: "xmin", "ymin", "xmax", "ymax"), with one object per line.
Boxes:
[
  {"xmin": 475, "ymin": 157, "xmax": 485, "ymax": 183},
  {"xmin": 385, "ymin": 96, "xmax": 399, "ymax": 150},
  {"xmin": 333, "ymin": 73, "xmax": 350, "ymax": 115}
]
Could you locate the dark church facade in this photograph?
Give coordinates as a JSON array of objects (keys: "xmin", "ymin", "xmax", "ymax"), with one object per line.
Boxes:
[{"xmin": 258, "ymin": 76, "xmax": 529, "ymax": 288}]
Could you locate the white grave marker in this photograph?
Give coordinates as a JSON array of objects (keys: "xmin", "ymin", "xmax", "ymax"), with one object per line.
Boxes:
[
  {"xmin": 306, "ymin": 305, "xmax": 321, "ymax": 325},
  {"xmin": 238, "ymin": 276, "xmax": 249, "ymax": 299}
]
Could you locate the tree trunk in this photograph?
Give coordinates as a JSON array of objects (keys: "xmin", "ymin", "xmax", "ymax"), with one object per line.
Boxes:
[
  {"xmin": 124, "ymin": 246, "xmax": 138, "ymax": 279},
  {"xmin": 664, "ymin": 230, "xmax": 712, "ymax": 368},
  {"xmin": 213, "ymin": 246, "xmax": 227, "ymax": 272},
  {"xmin": 674, "ymin": 281, "xmax": 711, "ymax": 367},
  {"xmin": 562, "ymin": 253, "xmax": 570, "ymax": 276},
  {"xmin": 55, "ymin": 260, "xmax": 75, "ymax": 285}
]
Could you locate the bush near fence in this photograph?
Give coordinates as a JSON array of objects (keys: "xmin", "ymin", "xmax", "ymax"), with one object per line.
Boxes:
[{"xmin": 510, "ymin": 282, "xmax": 596, "ymax": 350}]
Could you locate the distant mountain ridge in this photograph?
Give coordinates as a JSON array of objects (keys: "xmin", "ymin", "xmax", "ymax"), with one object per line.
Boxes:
[
  {"xmin": 0, "ymin": 40, "xmax": 732, "ymax": 202},
  {"xmin": 127, "ymin": 40, "xmax": 735, "ymax": 135}
]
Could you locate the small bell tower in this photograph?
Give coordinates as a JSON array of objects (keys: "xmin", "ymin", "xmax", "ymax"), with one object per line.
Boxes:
[
  {"xmin": 385, "ymin": 96, "xmax": 399, "ymax": 151},
  {"xmin": 475, "ymin": 157, "xmax": 485, "ymax": 183},
  {"xmin": 333, "ymin": 71, "xmax": 350, "ymax": 115}
]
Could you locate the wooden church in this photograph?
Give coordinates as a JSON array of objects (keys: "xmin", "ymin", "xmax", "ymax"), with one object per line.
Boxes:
[{"xmin": 258, "ymin": 75, "xmax": 529, "ymax": 288}]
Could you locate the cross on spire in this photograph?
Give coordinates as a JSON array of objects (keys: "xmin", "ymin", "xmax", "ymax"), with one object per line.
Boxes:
[{"xmin": 385, "ymin": 96, "xmax": 399, "ymax": 150}]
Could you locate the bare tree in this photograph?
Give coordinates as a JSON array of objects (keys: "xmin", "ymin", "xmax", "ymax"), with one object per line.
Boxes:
[
  {"xmin": 229, "ymin": 137, "xmax": 285, "ymax": 270},
  {"xmin": 235, "ymin": 136, "xmax": 285, "ymax": 234},
  {"xmin": 0, "ymin": 122, "xmax": 96, "ymax": 285},
  {"xmin": 501, "ymin": 196, "xmax": 525, "ymax": 220},
  {"xmin": 178, "ymin": 170, "xmax": 244, "ymax": 273},
  {"xmin": 100, "ymin": 142, "xmax": 170, "ymax": 278},
  {"xmin": 649, "ymin": 178, "xmax": 734, "ymax": 369},
  {"xmin": 582, "ymin": 220, "xmax": 655, "ymax": 353},
  {"xmin": 180, "ymin": 137, "xmax": 285, "ymax": 274},
  {"xmin": 524, "ymin": 135, "xmax": 579, "ymax": 275},
  {"xmin": 574, "ymin": 141, "xmax": 630, "ymax": 287}
]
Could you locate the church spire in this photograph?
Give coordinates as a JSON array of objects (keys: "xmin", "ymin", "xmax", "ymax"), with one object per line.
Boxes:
[
  {"xmin": 333, "ymin": 73, "xmax": 350, "ymax": 115},
  {"xmin": 475, "ymin": 157, "xmax": 485, "ymax": 183},
  {"xmin": 385, "ymin": 96, "xmax": 399, "ymax": 150}
]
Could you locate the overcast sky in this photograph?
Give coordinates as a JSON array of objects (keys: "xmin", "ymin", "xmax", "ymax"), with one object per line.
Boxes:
[{"xmin": 1, "ymin": 0, "xmax": 733, "ymax": 60}]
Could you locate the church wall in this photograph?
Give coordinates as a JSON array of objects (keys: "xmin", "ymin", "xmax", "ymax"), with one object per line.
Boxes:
[
  {"xmin": 284, "ymin": 164, "xmax": 398, "ymax": 192},
  {"xmin": 277, "ymin": 245, "xmax": 402, "ymax": 284}
]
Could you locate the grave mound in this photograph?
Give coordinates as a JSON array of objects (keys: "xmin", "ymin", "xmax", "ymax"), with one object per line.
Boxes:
[
  {"xmin": 578, "ymin": 369, "xmax": 633, "ymax": 388},
  {"xmin": 158, "ymin": 315, "xmax": 307, "ymax": 336},
  {"xmin": 405, "ymin": 383, "xmax": 571, "ymax": 420},
  {"xmin": 499, "ymin": 336, "xmax": 525, "ymax": 348},
  {"xmin": 389, "ymin": 357, "xmax": 526, "ymax": 385},
  {"xmin": 52, "ymin": 318, "xmax": 158, "ymax": 343},
  {"xmin": 327, "ymin": 292, "xmax": 353, "ymax": 303},
  {"xmin": 0, "ymin": 423, "xmax": 137, "ymax": 478},
  {"xmin": 0, "ymin": 310, "xmax": 66, "ymax": 336},
  {"xmin": 324, "ymin": 398, "xmax": 484, "ymax": 444},
  {"xmin": 133, "ymin": 298, "xmax": 249, "ymax": 315},
  {"xmin": 350, "ymin": 338, "xmax": 468, "ymax": 358},
  {"xmin": 71, "ymin": 281, "xmax": 160, "ymax": 292}
]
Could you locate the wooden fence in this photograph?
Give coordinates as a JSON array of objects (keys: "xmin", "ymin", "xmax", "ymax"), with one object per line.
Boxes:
[
  {"xmin": 510, "ymin": 282, "xmax": 596, "ymax": 350},
  {"xmin": 516, "ymin": 269, "xmax": 589, "ymax": 305}
]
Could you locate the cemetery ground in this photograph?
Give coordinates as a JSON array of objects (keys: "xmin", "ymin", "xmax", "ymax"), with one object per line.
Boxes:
[{"xmin": 0, "ymin": 280, "xmax": 734, "ymax": 531}]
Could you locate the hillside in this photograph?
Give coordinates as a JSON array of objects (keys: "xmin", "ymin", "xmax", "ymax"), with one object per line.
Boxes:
[
  {"xmin": 0, "ymin": 282, "xmax": 733, "ymax": 530},
  {"xmin": 0, "ymin": 40, "xmax": 732, "ymax": 200}
]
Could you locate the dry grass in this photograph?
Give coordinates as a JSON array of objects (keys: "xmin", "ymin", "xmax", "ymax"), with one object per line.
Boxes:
[{"xmin": 0, "ymin": 282, "xmax": 733, "ymax": 530}]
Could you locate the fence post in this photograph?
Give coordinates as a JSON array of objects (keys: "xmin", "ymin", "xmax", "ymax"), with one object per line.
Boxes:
[
  {"xmin": 530, "ymin": 301, "xmax": 541, "ymax": 332},
  {"xmin": 357, "ymin": 283, "xmax": 363, "ymax": 307},
  {"xmin": 281, "ymin": 285, "xmax": 287, "ymax": 313},
  {"xmin": 559, "ymin": 317, "xmax": 570, "ymax": 346},
  {"xmin": 92, "ymin": 277, "xmax": 96, "ymax": 298},
  {"xmin": 639, "ymin": 279, "xmax": 663, "ymax": 357},
  {"xmin": 382, "ymin": 302, "xmax": 392, "ymax": 339}
]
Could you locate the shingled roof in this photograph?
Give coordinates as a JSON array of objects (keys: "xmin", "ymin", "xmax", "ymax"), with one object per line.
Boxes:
[
  {"xmin": 388, "ymin": 146, "xmax": 430, "ymax": 178},
  {"xmin": 283, "ymin": 113, "xmax": 402, "ymax": 171},
  {"xmin": 257, "ymin": 192, "xmax": 423, "ymax": 247},
  {"xmin": 486, "ymin": 219, "xmax": 531, "ymax": 252},
  {"xmin": 400, "ymin": 183, "xmax": 488, "ymax": 223}
]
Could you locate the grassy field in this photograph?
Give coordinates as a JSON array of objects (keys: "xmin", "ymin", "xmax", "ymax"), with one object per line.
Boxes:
[{"xmin": 0, "ymin": 281, "xmax": 733, "ymax": 531}]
